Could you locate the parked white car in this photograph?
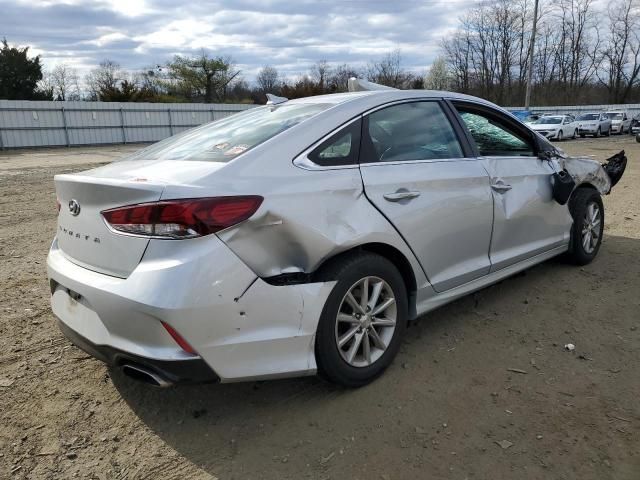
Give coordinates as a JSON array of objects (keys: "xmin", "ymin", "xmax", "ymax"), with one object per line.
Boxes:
[
  {"xmin": 529, "ymin": 115, "xmax": 578, "ymax": 141},
  {"xmin": 605, "ymin": 112, "xmax": 632, "ymax": 134}
]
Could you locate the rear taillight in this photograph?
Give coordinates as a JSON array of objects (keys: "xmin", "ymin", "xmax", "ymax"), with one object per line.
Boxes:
[
  {"xmin": 101, "ymin": 196, "xmax": 262, "ymax": 239},
  {"xmin": 161, "ymin": 321, "xmax": 197, "ymax": 356}
]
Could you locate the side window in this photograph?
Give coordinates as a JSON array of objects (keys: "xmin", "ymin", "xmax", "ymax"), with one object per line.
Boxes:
[
  {"xmin": 456, "ymin": 107, "xmax": 535, "ymax": 157},
  {"xmin": 308, "ymin": 119, "xmax": 361, "ymax": 167},
  {"xmin": 361, "ymin": 101, "xmax": 464, "ymax": 163}
]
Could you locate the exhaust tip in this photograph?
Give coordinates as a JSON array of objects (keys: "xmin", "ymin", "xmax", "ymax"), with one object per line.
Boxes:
[{"xmin": 121, "ymin": 364, "xmax": 172, "ymax": 388}]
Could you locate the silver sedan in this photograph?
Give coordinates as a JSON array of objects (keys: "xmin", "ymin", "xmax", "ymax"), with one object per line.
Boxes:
[{"xmin": 48, "ymin": 83, "xmax": 625, "ymax": 388}]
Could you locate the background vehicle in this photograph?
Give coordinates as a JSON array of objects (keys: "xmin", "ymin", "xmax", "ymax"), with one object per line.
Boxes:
[
  {"xmin": 47, "ymin": 85, "xmax": 623, "ymax": 388},
  {"xmin": 631, "ymin": 114, "xmax": 640, "ymax": 135},
  {"xmin": 577, "ymin": 112, "xmax": 612, "ymax": 137},
  {"xmin": 605, "ymin": 111, "xmax": 631, "ymax": 134},
  {"xmin": 529, "ymin": 115, "xmax": 578, "ymax": 141}
]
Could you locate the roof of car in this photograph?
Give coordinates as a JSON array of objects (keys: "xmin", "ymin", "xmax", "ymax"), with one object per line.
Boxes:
[{"xmin": 286, "ymin": 89, "xmax": 491, "ymax": 105}]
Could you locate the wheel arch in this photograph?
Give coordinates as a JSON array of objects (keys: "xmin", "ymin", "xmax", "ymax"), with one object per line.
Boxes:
[{"xmin": 313, "ymin": 243, "xmax": 419, "ymax": 318}]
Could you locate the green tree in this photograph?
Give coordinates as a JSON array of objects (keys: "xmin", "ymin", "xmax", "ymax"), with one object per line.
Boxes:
[
  {"xmin": 0, "ymin": 38, "xmax": 51, "ymax": 100},
  {"xmin": 166, "ymin": 52, "xmax": 241, "ymax": 103}
]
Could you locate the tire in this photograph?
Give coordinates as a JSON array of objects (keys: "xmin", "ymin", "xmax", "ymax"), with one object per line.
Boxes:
[
  {"xmin": 314, "ymin": 252, "xmax": 408, "ymax": 387},
  {"xmin": 557, "ymin": 130, "xmax": 563, "ymax": 141},
  {"xmin": 595, "ymin": 127, "xmax": 601, "ymax": 138},
  {"xmin": 567, "ymin": 188, "xmax": 604, "ymax": 265},
  {"xmin": 573, "ymin": 129, "xmax": 578, "ymax": 139},
  {"xmin": 605, "ymin": 126, "xmax": 612, "ymax": 137}
]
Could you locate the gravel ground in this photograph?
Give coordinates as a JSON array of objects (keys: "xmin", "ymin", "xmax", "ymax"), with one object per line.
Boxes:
[{"xmin": 0, "ymin": 137, "xmax": 638, "ymax": 480}]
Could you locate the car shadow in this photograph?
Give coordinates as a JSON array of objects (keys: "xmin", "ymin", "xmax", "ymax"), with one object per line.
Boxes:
[{"xmin": 111, "ymin": 233, "xmax": 640, "ymax": 478}]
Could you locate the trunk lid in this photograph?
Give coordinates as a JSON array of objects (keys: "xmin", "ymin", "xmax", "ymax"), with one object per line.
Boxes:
[
  {"xmin": 54, "ymin": 159, "xmax": 225, "ymax": 278},
  {"xmin": 55, "ymin": 175, "xmax": 164, "ymax": 278}
]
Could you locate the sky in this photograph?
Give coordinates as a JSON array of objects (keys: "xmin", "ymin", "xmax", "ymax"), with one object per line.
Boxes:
[{"xmin": 1, "ymin": 0, "xmax": 469, "ymax": 84}]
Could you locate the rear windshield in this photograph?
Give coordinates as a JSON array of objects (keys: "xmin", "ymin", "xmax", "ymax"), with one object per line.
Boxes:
[
  {"xmin": 577, "ymin": 114, "xmax": 599, "ymax": 120},
  {"xmin": 533, "ymin": 116, "xmax": 562, "ymax": 124},
  {"xmin": 124, "ymin": 103, "xmax": 329, "ymax": 162},
  {"xmin": 606, "ymin": 113, "xmax": 623, "ymax": 119}
]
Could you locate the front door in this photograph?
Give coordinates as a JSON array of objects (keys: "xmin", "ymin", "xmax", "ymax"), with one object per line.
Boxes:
[
  {"xmin": 453, "ymin": 102, "xmax": 572, "ymax": 271},
  {"xmin": 359, "ymin": 100, "xmax": 494, "ymax": 292}
]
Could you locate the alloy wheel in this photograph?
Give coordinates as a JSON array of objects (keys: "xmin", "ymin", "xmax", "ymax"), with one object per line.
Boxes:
[
  {"xmin": 334, "ymin": 276, "xmax": 397, "ymax": 367},
  {"xmin": 582, "ymin": 201, "xmax": 601, "ymax": 254}
]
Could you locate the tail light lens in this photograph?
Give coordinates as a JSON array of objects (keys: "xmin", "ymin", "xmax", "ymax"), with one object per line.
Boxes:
[{"xmin": 102, "ymin": 196, "xmax": 262, "ymax": 239}]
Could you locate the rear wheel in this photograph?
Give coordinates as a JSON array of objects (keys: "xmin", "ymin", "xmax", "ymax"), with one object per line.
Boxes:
[
  {"xmin": 315, "ymin": 253, "xmax": 408, "ymax": 387},
  {"xmin": 567, "ymin": 189, "xmax": 604, "ymax": 265}
]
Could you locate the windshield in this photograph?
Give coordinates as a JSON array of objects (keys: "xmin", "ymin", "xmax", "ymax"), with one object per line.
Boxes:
[
  {"xmin": 533, "ymin": 116, "xmax": 562, "ymax": 124},
  {"xmin": 577, "ymin": 114, "xmax": 599, "ymax": 121},
  {"xmin": 123, "ymin": 103, "xmax": 330, "ymax": 162},
  {"xmin": 606, "ymin": 113, "xmax": 623, "ymax": 119}
]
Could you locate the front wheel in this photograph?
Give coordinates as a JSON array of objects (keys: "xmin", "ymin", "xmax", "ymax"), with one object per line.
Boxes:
[
  {"xmin": 567, "ymin": 189, "xmax": 604, "ymax": 265},
  {"xmin": 605, "ymin": 126, "xmax": 612, "ymax": 137},
  {"xmin": 573, "ymin": 129, "xmax": 578, "ymax": 139},
  {"xmin": 595, "ymin": 127, "xmax": 601, "ymax": 138},
  {"xmin": 315, "ymin": 253, "xmax": 408, "ymax": 387},
  {"xmin": 557, "ymin": 130, "xmax": 564, "ymax": 141}
]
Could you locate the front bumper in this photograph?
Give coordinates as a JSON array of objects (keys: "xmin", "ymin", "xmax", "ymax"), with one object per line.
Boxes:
[
  {"xmin": 534, "ymin": 130, "xmax": 558, "ymax": 139},
  {"xmin": 48, "ymin": 235, "xmax": 335, "ymax": 383},
  {"xmin": 578, "ymin": 126, "xmax": 599, "ymax": 134}
]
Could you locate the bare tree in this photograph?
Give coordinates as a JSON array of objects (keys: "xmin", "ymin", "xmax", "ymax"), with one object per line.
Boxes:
[
  {"xmin": 256, "ymin": 65, "xmax": 280, "ymax": 93},
  {"xmin": 310, "ymin": 60, "xmax": 331, "ymax": 91},
  {"xmin": 328, "ymin": 64, "xmax": 361, "ymax": 92},
  {"xmin": 50, "ymin": 64, "xmax": 80, "ymax": 101},
  {"xmin": 85, "ymin": 60, "xmax": 123, "ymax": 100},
  {"xmin": 366, "ymin": 49, "xmax": 414, "ymax": 88},
  {"xmin": 597, "ymin": 0, "xmax": 640, "ymax": 102}
]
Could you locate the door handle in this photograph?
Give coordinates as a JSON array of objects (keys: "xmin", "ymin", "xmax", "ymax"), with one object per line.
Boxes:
[
  {"xmin": 383, "ymin": 190, "xmax": 421, "ymax": 201},
  {"xmin": 490, "ymin": 182, "xmax": 512, "ymax": 193}
]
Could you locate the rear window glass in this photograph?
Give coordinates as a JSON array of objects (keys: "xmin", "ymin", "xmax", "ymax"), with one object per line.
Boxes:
[
  {"xmin": 533, "ymin": 117, "xmax": 562, "ymax": 124},
  {"xmin": 123, "ymin": 103, "xmax": 329, "ymax": 162},
  {"xmin": 577, "ymin": 114, "xmax": 599, "ymax": 120}
]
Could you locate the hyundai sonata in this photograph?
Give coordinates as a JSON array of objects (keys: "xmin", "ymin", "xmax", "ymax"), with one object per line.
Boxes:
[{"xmin": 48, "ymin": 81, "xmax": 625, "ymax": 387}]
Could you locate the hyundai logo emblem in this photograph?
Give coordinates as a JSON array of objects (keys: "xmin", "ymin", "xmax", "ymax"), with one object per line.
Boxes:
[{"xmin": 68, "ymin": 199, "xmax": 81, "ymax": 216}]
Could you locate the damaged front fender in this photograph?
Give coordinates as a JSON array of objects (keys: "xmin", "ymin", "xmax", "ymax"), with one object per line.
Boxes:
[{"xmin": 554, "ymin": 150, "xmax": 627, "ymax": 195}]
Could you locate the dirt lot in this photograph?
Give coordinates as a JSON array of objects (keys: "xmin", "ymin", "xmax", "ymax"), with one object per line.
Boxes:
[{"xmin": 1, "ymin": 137, "xmax": 638, "ymax": 480}]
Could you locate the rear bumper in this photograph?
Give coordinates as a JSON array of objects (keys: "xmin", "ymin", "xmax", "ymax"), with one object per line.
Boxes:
[
  {"xmin": 48, "ymin": 235, "xmax": 335, "ymax": 383},
  {"xmin": 58, "ymin": 320, "xmax": 218, "ymax": 384}
]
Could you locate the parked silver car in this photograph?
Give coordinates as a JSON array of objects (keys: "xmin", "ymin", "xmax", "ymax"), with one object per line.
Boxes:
[
  {"xmin": 577, "ymin": 112, "xmax": 612, "ymax": 137},
  {"xmin": 48, "ymin": 84, "xmax": 625, "ymax": 388},
  {"xmin": 605, "ymin": 112, "xmax": 632, "ymax": 134}
]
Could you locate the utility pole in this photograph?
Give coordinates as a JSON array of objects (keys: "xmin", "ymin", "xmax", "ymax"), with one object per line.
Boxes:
[{"xmin": 524, "ymin": 0, "xmax": 540, "ymax": 109}]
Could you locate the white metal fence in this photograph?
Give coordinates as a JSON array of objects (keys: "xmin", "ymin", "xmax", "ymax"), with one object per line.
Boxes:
[
  {"xmin": 2, "ymin": 100, "xmax": 637, "ymax": 150},
  {"xmin": 0, "ymin": 100, "xmax": 255, "ymax": 149}
]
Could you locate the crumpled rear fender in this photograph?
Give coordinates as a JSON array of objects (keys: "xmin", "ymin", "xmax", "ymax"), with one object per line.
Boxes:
[{"xmin": 216, "ymin": 167, "xmax": 428, "ymax": 287}]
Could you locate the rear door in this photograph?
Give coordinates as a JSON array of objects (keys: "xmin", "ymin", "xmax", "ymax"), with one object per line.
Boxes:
[
  {"xmin": 452, "ymin": 101, "xmax": 571, "ymax": 271},
  {"xmin": 359, "ymin": 100, "xmax": 494, "ymax": 292}
]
